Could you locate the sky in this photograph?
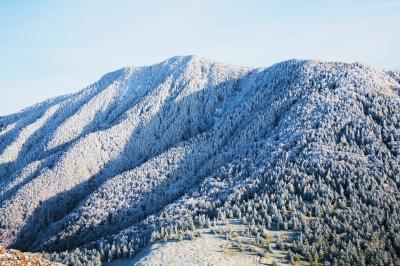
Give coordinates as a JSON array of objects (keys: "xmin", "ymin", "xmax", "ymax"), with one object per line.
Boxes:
[{"xmin": 1, "ymin": 0, "xmax": 399, "ymax": 115}]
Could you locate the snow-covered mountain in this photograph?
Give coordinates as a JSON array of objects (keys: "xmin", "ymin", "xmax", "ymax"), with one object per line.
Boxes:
[{"xmin": 0, "ymin": 56, "xmax": 399, "ymax": 265}]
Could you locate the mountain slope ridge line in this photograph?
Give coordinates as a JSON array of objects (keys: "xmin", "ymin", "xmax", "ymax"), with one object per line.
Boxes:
[{"xmin": 0, "ymin": 56, "xmax": 399, "ymax": 265}]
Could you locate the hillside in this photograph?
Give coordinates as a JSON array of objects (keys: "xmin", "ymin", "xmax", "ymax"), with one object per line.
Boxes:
[
  {"xmin": 0, "ymin": 245, "xmax": 60, "ymax": 265},
  {"xmin": 0, "ymin": 56, "xmax": 399, "ymax": 265},
  {"xmin": 106, "ymin": 218, "xmax": 302, "ymax": 266}
]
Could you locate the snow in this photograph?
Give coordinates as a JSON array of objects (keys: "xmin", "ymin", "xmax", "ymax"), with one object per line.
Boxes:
[
  {"xmin": 0, "ymin": 104, "xmax": 60, "ymax": 164},
  {"xmin": 106, "ymin": 220, "xmax": 291, "ymax": 266},
  {"xmin": 0, "ymin": 56, "xmax": 398, "ymax": 265}
]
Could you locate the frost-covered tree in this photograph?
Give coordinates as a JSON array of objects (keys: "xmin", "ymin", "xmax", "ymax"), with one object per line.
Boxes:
[{"xmin": 0, "ymin": 56, "xmax": 399, "ymax": 265}]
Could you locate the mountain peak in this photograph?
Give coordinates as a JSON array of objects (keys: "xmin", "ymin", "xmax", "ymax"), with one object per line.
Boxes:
[{"xmin": 0, "ymin": 57, "xmax": 399, "ymax": 265}]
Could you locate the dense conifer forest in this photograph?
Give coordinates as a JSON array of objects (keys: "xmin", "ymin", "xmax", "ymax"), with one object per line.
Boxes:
[{"xmin": 0, "ymin": 56, "xmax": 399, "ymax": 265}]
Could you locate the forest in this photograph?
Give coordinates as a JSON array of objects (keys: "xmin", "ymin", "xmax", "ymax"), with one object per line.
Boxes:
[{"xmin": 0, "ymin": 56, "xmax": 399, "ymax": 265}]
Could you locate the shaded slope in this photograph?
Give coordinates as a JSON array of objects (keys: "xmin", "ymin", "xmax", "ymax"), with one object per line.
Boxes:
[
  {"xmin": 0, "ymin": 57, "xmax": 399, "ymax": 265},
  {"xmin": 0, "ymin": 56, "xmax": 249, "ymax": 248}
]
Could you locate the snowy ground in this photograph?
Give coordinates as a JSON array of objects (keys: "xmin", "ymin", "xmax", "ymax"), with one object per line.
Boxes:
[{"xmin": 106, "ymin": 219, "xmax": 294, "ymax": 266}]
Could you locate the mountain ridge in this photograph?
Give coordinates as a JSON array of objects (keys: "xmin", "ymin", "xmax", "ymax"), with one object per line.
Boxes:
[{"xmin": 0, "ymin": 56, "xmax": 399, "ymax": 265}]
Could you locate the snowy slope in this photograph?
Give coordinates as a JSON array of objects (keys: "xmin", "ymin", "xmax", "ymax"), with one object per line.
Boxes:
[{"xmin": 0, "ymin": 56, "xmax": 399, "ymax": 265}]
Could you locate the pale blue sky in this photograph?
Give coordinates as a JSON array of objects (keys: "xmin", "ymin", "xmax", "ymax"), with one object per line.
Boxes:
[{"xmin": 1, "ymin": 0, "xmax": 399, "ymax": 115}]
